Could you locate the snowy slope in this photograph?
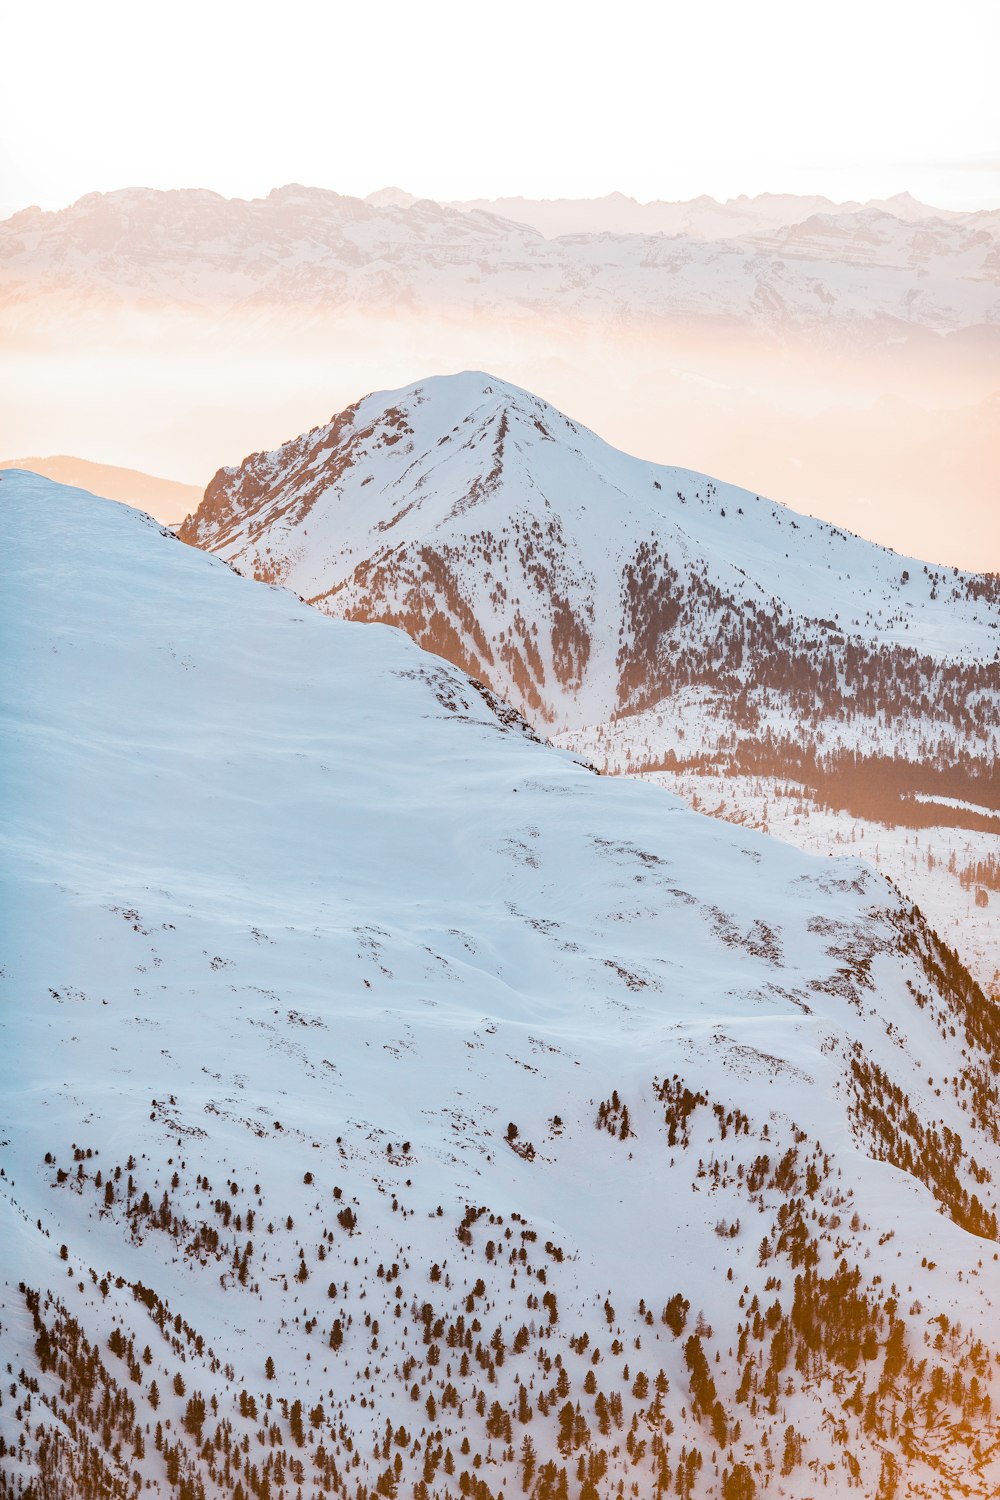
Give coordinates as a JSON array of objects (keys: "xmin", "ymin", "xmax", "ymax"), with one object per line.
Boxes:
[
  {"xmin": 4, "ymin": 470, "xmax": 1000, "ymax": 1498},
  {"xmin": 637, "ymin": 769, "xmax": 1000, "ymax": 1002}
]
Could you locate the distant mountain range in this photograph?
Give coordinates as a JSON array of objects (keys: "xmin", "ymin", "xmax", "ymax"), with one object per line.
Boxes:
[
  {"xmin": 374, "ymin": 185, "xmax": 979, "ymax": 238},
  {"xmin": 3, "ymin": 183, "xmax": 997, "ymax": 340},
  {"xmin": 6, "ymin": 466, "xmax": 1000, "ymax": 1498}
]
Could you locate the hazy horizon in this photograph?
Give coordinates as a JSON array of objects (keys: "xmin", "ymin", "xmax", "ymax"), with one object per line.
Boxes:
[
  {"xmin": 4, "ymin": 180, "xmax": 999, "ymax": 222},
  {"xmin": 4, "ymin": 0, "xmax": 999, "ymax": 212}
]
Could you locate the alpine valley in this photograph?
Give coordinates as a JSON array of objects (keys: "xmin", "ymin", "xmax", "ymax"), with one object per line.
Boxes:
[{"xmin": 178, "ymin": 372, "xmax": 1000, "ymax": 996}]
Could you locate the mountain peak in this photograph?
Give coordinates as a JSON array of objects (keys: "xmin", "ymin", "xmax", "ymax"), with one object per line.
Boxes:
[
  {"xmin": 180, "ymin": 371, "xmax": 997, "ymax": 757},
  {"xmin": 365, "ymin": 184, "xmax": 419, "ymax": 209}
]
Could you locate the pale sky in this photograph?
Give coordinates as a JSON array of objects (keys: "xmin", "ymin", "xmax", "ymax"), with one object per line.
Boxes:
[{"xmin": 2, "ymin": 0, "xmax": 998, "ymax": 216}]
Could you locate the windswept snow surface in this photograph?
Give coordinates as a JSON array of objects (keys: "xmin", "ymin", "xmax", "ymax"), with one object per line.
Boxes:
[{"xmin": 4, "ymin": 471, "xmax": 1000, "ymax": 1497}]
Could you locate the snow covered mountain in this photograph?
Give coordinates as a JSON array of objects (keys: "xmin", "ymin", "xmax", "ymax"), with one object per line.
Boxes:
[
  {"xmin": 2, "ymin": 184, "xmax": 997, "ymax": 339},
  {"xmin": 179, "ymin": 371, "xmax": 999, "ymax": 801},
  {"xmin": 5, "ymin": 468, "xmax": 1000, "ymax": 1499}
]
